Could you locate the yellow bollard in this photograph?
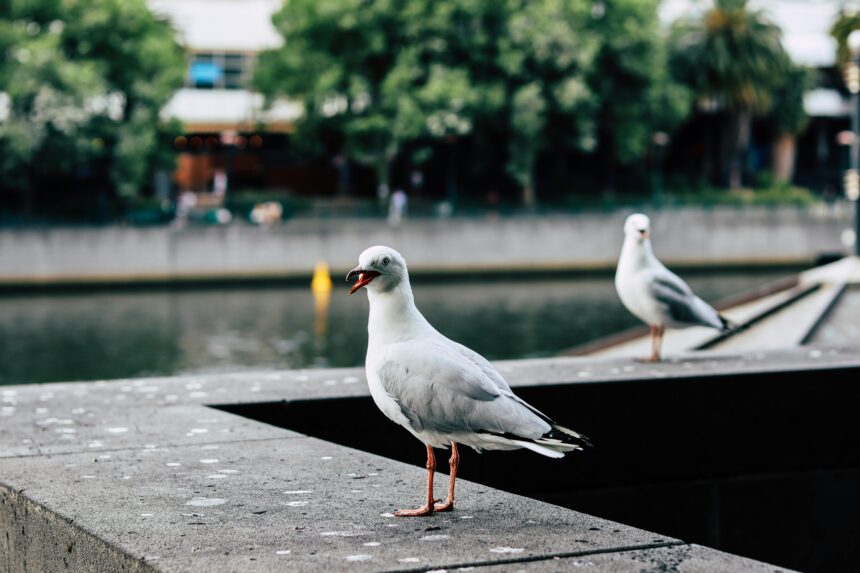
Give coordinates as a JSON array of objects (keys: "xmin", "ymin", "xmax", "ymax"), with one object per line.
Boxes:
[
  {"xmin": 310, "ymin": 262, "xmax": 333, "ymax": 293},
  {"xmin": 311, "ymin": 262, "xmax": 333, "ymax": 337}
]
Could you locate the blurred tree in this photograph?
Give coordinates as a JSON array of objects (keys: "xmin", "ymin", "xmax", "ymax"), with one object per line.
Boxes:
[
  {"xmin": 587, "ymin": 0, "xmax": 691, "ymax": 193},
  {"xmin": 670, "ymin": 0, "xmax": 789, "ymax": 191},
  {"xmin": 831, "ymin": 9, "xmax": 860, "ymax": 67},
  {"xmin": 769, "ymin": 64, "xmax": 811, "ymax": 185},
  {"xmin": 255, "ymin": 0, "xmax": 477, "ymax": 195},
  {"xmin": 256, "ymin": 0, "xmax": 599, "ymax": 207},
  {"xmin": 0, "ymin": 0, "xmax": 184, "ymax": 218}
]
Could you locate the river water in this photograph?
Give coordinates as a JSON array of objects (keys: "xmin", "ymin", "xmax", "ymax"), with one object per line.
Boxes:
[{"xmin": 0, "ymin": 269, "xmax": 796, "ymax": 385}]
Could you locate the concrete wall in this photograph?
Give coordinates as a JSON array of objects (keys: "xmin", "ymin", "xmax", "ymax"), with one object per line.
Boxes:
[{"xmin": 0, "ymin": 205, "xmax": 852, "ymax": 285}]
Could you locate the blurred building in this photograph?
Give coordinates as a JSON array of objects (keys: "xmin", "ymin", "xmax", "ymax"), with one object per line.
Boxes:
[
  {"xmin": 662, "ymin": 0, "xmax": 850, "ymax": 194},
  {"xmin": 148, "ymin": 0, "xmax": 309, "ymax": 194}
]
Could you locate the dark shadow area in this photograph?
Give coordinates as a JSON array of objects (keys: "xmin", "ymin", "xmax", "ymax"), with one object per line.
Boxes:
[{"xmin": 216, "ymin": 366, "xmax": 860, "ymax": 573}]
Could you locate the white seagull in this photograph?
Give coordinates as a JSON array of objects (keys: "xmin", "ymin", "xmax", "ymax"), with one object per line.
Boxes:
[
  {"xmin": 347, "ymin": 246, "xmax": 589, "ymax": 517},
  {"xmin": 615, "ymin": 213, "xmax": 731, "ymax": 362}
]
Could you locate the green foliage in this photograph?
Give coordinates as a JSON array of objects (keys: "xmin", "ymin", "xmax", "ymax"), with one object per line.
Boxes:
[
  {"xmin": 0, "ymin": 0, "xmax": 185, "ymax": 201},
  {"xmin": 769, "ymin": 64, "xmax": 811, "ymax": 135},
  {"xmin": 589, "ymin": 0, "xmax": 692, "ymax": 164},
  {"xmin": 831, "ymin": 9, "xmax": 860, "ymax": 67},
  {"xmin": 670, "ymin": 0, "xmax": 788, "ymax": 114},
  {"xmin": 256, "ymin": 0, "xmax": 608, "ymax": 200}
]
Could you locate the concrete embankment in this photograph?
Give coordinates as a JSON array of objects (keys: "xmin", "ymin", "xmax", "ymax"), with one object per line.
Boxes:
[
  {"xmin": 6, "ymin": 348, "xmax": 853, "ymax": 572},
  {"xmin": 0, "ymin": 205, "xmax": 852, "ymax": 286}
]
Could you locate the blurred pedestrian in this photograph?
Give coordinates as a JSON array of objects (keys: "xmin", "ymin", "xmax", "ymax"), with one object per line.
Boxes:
[{"xmin": 388, "ymin": 188, "xmax": 408, "ymax": 226}]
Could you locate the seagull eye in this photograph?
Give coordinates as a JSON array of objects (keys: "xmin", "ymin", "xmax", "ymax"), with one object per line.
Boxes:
[{"xmin": 382, "ymin": 257, "xmax": 390, "ymax": 266}]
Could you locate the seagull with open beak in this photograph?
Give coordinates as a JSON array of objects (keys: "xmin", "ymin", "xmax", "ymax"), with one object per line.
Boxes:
[{"xmin": 346, "ymin": 245, "xmax": 589, "ymax": 516}]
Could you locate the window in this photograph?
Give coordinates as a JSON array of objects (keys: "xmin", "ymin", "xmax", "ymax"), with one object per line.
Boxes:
[{"xmin": 187, "ymin": 52, "xmax": 255, "ymax": 90}]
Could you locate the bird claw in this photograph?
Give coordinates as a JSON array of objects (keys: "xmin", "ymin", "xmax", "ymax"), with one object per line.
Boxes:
[
  {"xmin": 394, "ymin": 503, "xmax": 435, "ymax": 517},
  {"xmin": 433, "ymin": 499, "xmax": 454, "ymax": 512}
]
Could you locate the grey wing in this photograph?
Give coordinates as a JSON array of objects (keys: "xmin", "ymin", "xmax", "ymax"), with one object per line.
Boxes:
[
  {"xmin": 648, "ymin": 270, "xmax": 722, "ymax": 328},
  {"xmin": 376, "ymin": 342, "xmax": 550, "ymax": 439}
]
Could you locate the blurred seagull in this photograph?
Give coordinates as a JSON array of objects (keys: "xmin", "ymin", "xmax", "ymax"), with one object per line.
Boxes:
[
  {"xmin": 347, "ymin": 246, "xmax": 589, "ymax": 517},
  {"xmin": 615, "ymin": 213, "xmax": 732, "ymax": 362}
]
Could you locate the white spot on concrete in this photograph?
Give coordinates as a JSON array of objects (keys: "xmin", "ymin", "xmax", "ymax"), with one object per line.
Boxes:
[
  {"xmin": 140, "ymin": 513, "xmax": 153, "ymax": 517},
  {"xmin": 459, "ymin": 515, "xmax": 473, "ymax": 519},
  {"xmin": 345, "ymin": 554, "xmax": 372, "ymax": 562},
  {"xmin": 165, "ymin": 394, "xmax": 178, "ymax": 402},
  {"xmin": 55, "ymin": 428, "xmax": 76, "ymax": 434},
  {"xmin": 379, "ymin": 512, "xmax": 395, "ymax": 518},
  {"xmin": 809, "ymin": 349, "xmax": 823, "ymax": 358},
  {"xmin": 320, "ymin": 531, "xmax": 357, "ymax": 537},
  {"xmin": 188, "ymin": 392, "xmax": 208, "ymax": 399},
  {"xmin": 363, "ymin": 542, "xmax": 381, "ymax": 547},
  {"xmin": 166, "ymin": 463, "xmax": 181, "ymax": 467},
  {"xmin": 490, "ymin": 547, "xmax": 524, "ymax": 554},
  {"xmin": 206, "ymin": 474, "xmax": 227, "ymax": 479},
  {"xmin": 283, "ymin": 490, "xmax": 313, "ymax": 494},
  {"xmin": 342, "ymin": 376, "xmax": 359, "ymax": 384},
  {"xmin": 81, "ymin": 475, "xmax": 96, "ymax": 479},
  {"xmin": 185, "ymin": 497, "xmax": 226, "ymax": 507},
  {"xmin": 275, "ymin": 550, "xmax": 291, "ymax": 555},
  {"xmin": 188, "ymin": 428, "xmax": 209, "ymax": 434},
  {"xmin": 323, "ymin": 379, "xmax": 338, "ymax": 386},
  {"xmin": 399, "ymin": 557, "xmax": 421, "ymax": 563},
  {"xmin": 320, "ymin": 456, "xmax": 333, "ymax": 460},
  {"xmin": 572, "ymin": 560, "xmax": 594, "ymax": 567},
  {"xmin": 202, "ymin": 445, "xmax": 220, "ymax": 450},
  {"xmin": 122, "ymin": 476, "xmax": 131, "ymax": 480},
  {"xmin": 421, "ymin": 534, "xmax": 450, "ymax": 541},
  {"xmin": 284, "ymin": 501, "xmax": 308, "ymax": 507},
  {"xmin": 98, "ymin": 454, "xmax": 111, "ymax": 459},
  {"xmin": 199, "ymin": 459, "xmax": 219, "ymax": 464},
  {"xmin": 106, "ymin": 427, "xmax": 128, "ymax": 434},
  {"xmin": 217, "ymin": 469, "xmax": 239, "ymax": 474}
]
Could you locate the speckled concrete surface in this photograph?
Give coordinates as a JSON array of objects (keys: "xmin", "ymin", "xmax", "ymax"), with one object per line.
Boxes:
[{"xmin": 2, "ymin": 349, "xmax": 842, "ymax": 571}]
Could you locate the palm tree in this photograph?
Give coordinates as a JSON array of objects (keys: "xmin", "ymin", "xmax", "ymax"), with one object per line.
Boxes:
[{"xmin": 671, "ymin": 0, "xmax": 789, "ymax": 190}]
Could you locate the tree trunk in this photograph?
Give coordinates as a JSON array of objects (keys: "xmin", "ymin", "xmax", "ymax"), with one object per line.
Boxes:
[
  {"xmin": 728, "ymin": 108, "xmax": 751, "ymax": 191},
  {"xmin": 521, "ymin": 181, "xmax": 535, "ymax": 209},
  {"xmin": 772, "ymin": 132, "xmax": 796, "ymax": 185}
]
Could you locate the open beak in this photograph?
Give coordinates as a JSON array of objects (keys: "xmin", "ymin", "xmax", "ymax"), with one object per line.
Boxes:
[{"xmin": 346, "ymin": 267, "xmax": 381, "ymax": 295}]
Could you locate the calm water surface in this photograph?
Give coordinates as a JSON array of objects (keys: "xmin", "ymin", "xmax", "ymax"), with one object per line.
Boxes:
[{"xmin": 0, "ymin": 270, "xmax": 795, "ymax": 385}]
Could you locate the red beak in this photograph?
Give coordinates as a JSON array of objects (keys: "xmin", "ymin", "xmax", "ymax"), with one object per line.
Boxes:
[{"xmin": 346, "ymin": 267, "xmax": 381, "ymax": 295}]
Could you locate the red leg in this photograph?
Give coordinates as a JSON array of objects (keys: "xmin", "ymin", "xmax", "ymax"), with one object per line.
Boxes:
[
  {"xmin": 395, "ymin": 445, "xmax": 438, "ymax": 517},
  {"xmin": 654, "ymin": 326, "xmax": 665, "ymax": 362},
  {"xmin": 434, "ymin": 442, "xmax": 459, "ymax": 512},
  {"xmin": 637, "ymin": 326, "xmax": 660, "ymax": 362}
]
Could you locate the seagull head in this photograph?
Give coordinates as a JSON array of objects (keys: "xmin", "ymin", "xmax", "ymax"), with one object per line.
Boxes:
[
  {"xmin": 346, "ymin": 245, "xmax": 408, "ymax": 295},
  {"xmin": 624, "ymin": 213, "xmax": 651, "ymax": 242}
]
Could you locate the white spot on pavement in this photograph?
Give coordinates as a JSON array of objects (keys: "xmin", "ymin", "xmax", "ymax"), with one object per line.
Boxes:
[
  {"xmin": 185, "ymin": 497, "xmax": 226, "ymax": 507},
  {"xmin": 379, "ymin": 512, "xmax": 395, "ymax": 518},
  {"xmin": 106, "ymin": 427, "xmax": 128, "ymax": 434},
  {"xmin": 490, "ymin": 547, "xmax": 524, "ymax": 554},
  {"xmin": 421, "ymin": 534, "xmax": 450, "ymax": 541},
  {"xmin": 284, "ymin": 501, "xmax": 308, "ymax": 507},
  {"xmin": 275, "ymin": 550, "xmax": 291, "ymax": 555},
  {"xmin": 399, "ymin": 557, "xmax": 421, "ymax": 563},
  {"xmin": 320, "ymin": 456, "xmax": 333, "ymax": 460},
  {"xmin": 363, "ymin": 542, "xmax": 381, "ymax": 547},
  {"xmin": 166, "ymin": 463, "xmax": 181, "ymax": 467},
  {"xmin": 199, "ymin": 459, "xmax": 219, "ymax": 464},
  {"xmin": 283, "ymin": 490, "xmax": 313, "ymax": 494},
  {"xmin": 346, "ymin": 554, "xmax": 372, "ymax": 562}
]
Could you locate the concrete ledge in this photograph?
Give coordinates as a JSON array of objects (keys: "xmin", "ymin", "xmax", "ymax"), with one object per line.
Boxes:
[
  {"xmin": 0, "ymin": 206, "xmax": 850, "ymax": 286},
  {"xmin": 5, "ymin": 349, "xmax": 852, "ymax": 571}
]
